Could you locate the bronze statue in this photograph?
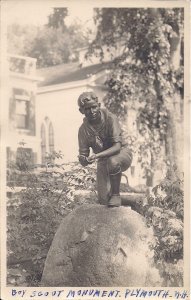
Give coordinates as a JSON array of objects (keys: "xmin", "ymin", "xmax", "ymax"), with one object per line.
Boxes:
[{"xmin": 78, "ymin": 92, "xmax": 132, "ymax": 207}]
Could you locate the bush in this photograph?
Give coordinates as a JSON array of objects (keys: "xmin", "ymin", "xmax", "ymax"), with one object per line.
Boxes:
[
  {"xmin": 7, "ymin": 150, "xmax": 97, "ymax": 286},
  {"xmin": 7, "ymin": 148, "xmax": 184, "ymax": 287},
  {"xmin": 142, "ymin": 171, "xmax": 184, "ymax": 286}
]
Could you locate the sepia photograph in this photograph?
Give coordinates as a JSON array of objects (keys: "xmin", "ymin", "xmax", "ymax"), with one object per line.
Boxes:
[{"xmin": 0, "ymin": 0, "xmax": 190, "ymax": 297}]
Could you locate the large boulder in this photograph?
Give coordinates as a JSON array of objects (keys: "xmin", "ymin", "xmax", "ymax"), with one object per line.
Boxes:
[{"xmin": 41, "ymin": 204, "xmax": 162, "ymax": 287}]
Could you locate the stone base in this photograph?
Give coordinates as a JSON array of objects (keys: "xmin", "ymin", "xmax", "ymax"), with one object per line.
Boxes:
[{"xmin": 41, "ymin": 204, "xmax": 162, "ymax": 287}]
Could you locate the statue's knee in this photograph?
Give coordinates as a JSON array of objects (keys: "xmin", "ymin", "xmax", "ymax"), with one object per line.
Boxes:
[{"xmin": 107, "ymin": 157, "xmax": 121, "ymax": 175}]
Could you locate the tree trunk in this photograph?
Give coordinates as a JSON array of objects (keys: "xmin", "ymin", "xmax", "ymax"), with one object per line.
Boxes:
[
  {"xmin": 165, "ymin": 33, "xmax": 183, "ymax": 179},
  {"xmin": 149, "ymin": 8, "xmax": 183, "ymax": 180}
]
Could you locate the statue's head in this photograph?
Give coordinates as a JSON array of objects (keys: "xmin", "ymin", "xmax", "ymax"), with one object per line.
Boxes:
[
  {"xmin": 78, "ymin": 92, "xmax": 99, "ymax": 111},
  {"xmin": 78, "ymin": 92, "xmax": 101, "ymax": 122}
]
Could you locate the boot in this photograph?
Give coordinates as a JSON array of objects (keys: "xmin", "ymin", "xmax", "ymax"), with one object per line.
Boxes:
[{"xmin": 108, "ymin": 172, "xmax": 122, "ymax": 207}]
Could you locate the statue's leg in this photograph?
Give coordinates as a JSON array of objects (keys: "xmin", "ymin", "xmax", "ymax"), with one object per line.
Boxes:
[
  {"xmin": 97, "ymin": 159, "xmax": 111, "ymax": 205},
  {"xmin": 107, "ymin": 148, "xmax": 133, "ymax": 207},
  {"xmin": 120, "ymin": 147, "xmax": 133, "ymax": 173}
]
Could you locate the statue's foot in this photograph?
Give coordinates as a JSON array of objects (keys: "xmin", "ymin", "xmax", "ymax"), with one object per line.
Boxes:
[{"xmin": 108, "ymin": 194, "xmax": 121, "ymax": 207}]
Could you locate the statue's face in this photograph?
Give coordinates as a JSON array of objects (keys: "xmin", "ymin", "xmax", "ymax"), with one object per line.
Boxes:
[{"xmin": 84, "ymin": 103, "xmax": 101, "ymax": 122}]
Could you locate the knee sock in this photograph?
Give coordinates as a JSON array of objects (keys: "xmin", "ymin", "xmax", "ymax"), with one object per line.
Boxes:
[{"xmin": 109, "ymin": 172, "xmax": 122, "ymax": 196}]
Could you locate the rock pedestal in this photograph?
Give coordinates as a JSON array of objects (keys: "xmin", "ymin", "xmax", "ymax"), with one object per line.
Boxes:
[{"xmin": 41, "ymin": 204, "xmax": 162, "ymax": 287}]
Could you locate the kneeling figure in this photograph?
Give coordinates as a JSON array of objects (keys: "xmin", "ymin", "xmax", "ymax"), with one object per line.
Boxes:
[{"xmin": 78, "ymin": 92, "xmax": 132, "ymax": 207}]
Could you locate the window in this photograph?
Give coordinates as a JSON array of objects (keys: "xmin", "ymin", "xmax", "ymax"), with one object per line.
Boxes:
[
  {"xmin": 13, "ymin": 89, "xmax": 30, "ymax": 129},
  {"xmin": 41, "ymin": 118, "xmax": 55, "ymax": 164},
  {"xmin": 41, "ymin": 124, "xmax": 46, "ymax": 164},
  {"xmin": 16, "ymin": 99, "xmax": 29, "ymax": 129},
  {"xmin": 49, "ymin": 122, "xmax": 54, "ymax": 154}
]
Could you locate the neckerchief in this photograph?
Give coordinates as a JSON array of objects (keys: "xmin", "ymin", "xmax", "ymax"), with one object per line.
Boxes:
[{"xmin": 83, "ymin": 110, "xmax": 107, "ymax": 151}]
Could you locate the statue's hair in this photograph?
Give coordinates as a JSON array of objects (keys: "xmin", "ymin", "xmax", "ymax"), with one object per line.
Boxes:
[{"xmin": 78, "ymin": 92, "xmax": 98, "ymax": 108}]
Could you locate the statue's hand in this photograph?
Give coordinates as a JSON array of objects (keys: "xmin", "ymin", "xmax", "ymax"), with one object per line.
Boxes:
[
  {"xmin": 87, "ymin": 154, "xmax": 97, "ymax": 163},
  {"xmin": 78, "ymin": 155, "xmax": 89, "ymax": 167}
]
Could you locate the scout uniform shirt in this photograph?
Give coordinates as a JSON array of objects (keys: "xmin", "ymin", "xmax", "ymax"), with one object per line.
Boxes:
[{"xmin": 78, "ymin": 108, "xmax": 127, "ymax": 157}]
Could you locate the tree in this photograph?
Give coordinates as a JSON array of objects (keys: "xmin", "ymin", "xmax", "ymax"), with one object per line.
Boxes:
[
  {"xmin": 86, "ymin": 9, "xmax": 184, "ymax": 285},
  {"xmin": 87, "ymin": 8, "xmax": 184, "ymax": 182},
  {"xmin": 47, "ymin": 7, "xmax": 68, "ymax": 30},
  {"xmin": 7, "ymin": 8, "xmax": 89, "ymax": 68},
  {"xmin": 7, "ymin": 23, "xmax": 38, "ymax": 56},
  {"xmin": 27, "ymin": 27, "xmax": 73, "ymax": 67}
]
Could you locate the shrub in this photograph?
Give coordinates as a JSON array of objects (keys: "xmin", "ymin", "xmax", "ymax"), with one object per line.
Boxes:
[
  {"xmin": 7, "ymin": 147, "xmax": 184, "ymax": 287},
  {"xmin": 7, "ymin": 150, "xmax": 97, "ymax": 286},
  {"xmin": 142, "ymin": 171, "xmax": 184, "ymax": 286}
]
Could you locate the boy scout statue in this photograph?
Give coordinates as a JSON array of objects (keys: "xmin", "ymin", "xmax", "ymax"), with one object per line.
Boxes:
[{"xmin": 78, "ymin": 92, "xmax": 132, "ymax": 207}]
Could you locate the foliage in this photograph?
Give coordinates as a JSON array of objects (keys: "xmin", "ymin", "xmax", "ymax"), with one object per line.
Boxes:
[
  {"xmin": 7, "ymin": 23, "xmax": 38, "ymax": 57},
  {"xmin": 47, "ymin": 7, "xmax": 68, "ymax": 30},
  {"xmin": 150, "ymin": 172, "xmax": 184, "ymax": 219},
  {"xmin": 27, "ymin": 25, "xmax": 85, "ymax": 68},
  {"xmin": 142, "ymin": 172, "xmax": 184, "ymax": 286},
  {"xmin": 7, "ymin": 145, "xmax": 184, "ymax": 287},
  {"xmin": 7, "ymin": 14, "xmax": 88, "ymax": 68},
  {"xmin": 87, "ymin": 7, "xmax": 184, "ymax": 180},
  {"xmin": 7, "ymin": 149, "xmax": 97, "ymax": 286}
]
